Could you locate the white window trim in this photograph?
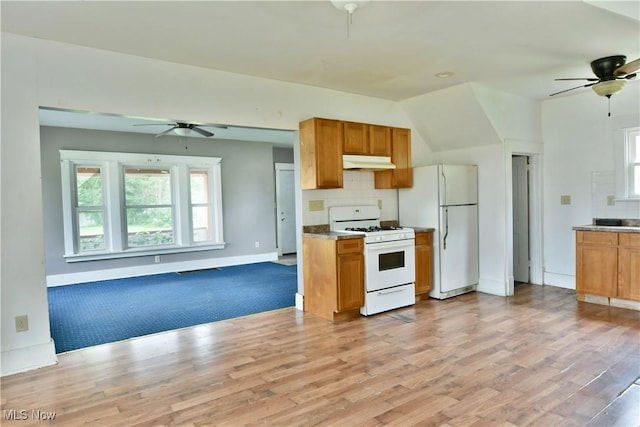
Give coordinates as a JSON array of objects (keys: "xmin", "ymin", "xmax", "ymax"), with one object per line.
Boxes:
[
  {"xmin": 60, "ymin": 150, "xmax": 225, "ymax": 262},
  {"xmin": 615, "ymin": 127, "xmax": 640, "ymax": 200}
]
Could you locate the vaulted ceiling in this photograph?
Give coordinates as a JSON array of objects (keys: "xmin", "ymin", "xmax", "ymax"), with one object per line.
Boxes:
[{"xmin": 3, "ymin": 0, "xmax": 639, "ymax": 102}]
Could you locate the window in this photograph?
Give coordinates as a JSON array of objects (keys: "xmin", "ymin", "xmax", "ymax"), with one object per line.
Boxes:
[
  {"xmin": 60, "ymin": 150, "xmax": 224, "ymax": 261},
  {"xmin": 617, "ymin": 127, "xmax": 640, "ymax": 199},
  {"xmin": 625, "ymin": 128, "xmax": 640, "ymax": 198}
]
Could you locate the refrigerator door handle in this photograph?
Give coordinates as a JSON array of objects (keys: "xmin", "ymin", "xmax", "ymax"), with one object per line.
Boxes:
[
  {"xmin": 443, "ymin": 207, "xmax": 449, "ymax": 250},
  {"xmin": 441, "ymin": 168, "xmax": 447, "ymax": 206}
]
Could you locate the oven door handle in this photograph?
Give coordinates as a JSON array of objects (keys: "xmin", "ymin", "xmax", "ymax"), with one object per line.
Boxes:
[{"xmin": 377, "ymin": 288, "xmax": 407, "ymax": 296}]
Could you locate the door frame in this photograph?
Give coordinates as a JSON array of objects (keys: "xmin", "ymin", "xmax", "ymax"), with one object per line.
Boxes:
[
  {"xmin": 504, "ymin": 139, "xmax": 543, "ymax": 296},
  {"xmin": 275, "ymin": 162, "xmax": 295, "ymax": 257},
  {"xmin": 512, "ymin": 155, "xmax": 530, "ymax": 283}
]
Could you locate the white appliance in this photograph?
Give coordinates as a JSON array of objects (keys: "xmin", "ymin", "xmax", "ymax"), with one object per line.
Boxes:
[
  {"xmin": 399, "ymin": 164, "xmax": 479, "ymax": 299},
  {"xmin": 329, "ymin": 206, "xmax": 416, "ymax": 316}
]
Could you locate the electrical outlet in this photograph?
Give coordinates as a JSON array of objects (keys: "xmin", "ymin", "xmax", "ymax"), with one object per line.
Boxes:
[
  {"xmin": 154, "ymin": 255, "xmax": 161, "ymax": 263},
  {"xmin": 15, "ymin": 315, "xmax": 28, "ymax": 332},
  {"xmin": 309, "ymin": 200, "xmax": 324, "ymax": 212},
  {"xmin": 255, "ymin": 241, "xmax": 260, "ymax": 248},
  {"xmin": 560, "ymin": 195, "xmax": 571, "ymax": 205},
  {"xmin": 377, "ymin": 199, "xmax": 382, "ymax": 209},
  {"xmin": 607, "ymin": 195, "xmax": 616, "ymax": 206}
]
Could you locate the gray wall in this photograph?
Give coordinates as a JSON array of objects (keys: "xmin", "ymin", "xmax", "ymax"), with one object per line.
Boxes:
[
  {"xmin": 40, "ymin": 126, "xmax": 277, "ymax": 277},
  {"xmin": 273, "ymin": 147, "xmax": 294, "ymax": 164}
]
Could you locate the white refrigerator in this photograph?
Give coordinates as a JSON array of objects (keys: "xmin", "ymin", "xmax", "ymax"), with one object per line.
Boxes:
[{"xmin": 399, "ymin": 164, "xmax": 479, "ymax": 299}]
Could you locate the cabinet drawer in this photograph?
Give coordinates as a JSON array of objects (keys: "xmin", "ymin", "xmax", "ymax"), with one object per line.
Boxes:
[
  {"xmin": 415, "ymin": 232, "xmax": 433, "ymax": 246},
  {"xmin": 337, "ymin": 238, "xmax": 363, "ymax": 255},
  {"xmin": 577, "ymin": 231, "xmax": 618, "ymax": 245},
  {"xmin": 619, "ymin": 233, "xmax": 640, "ymax": 247}
]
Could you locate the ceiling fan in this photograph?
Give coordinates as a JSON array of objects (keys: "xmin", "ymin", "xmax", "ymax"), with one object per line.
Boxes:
[
  {"xmin": 133, "ymin": 122, "xmax": 228, "ymax": 138},
  {"xmin": 550, "ymin": 55, "xmax": 640, "ymax": 98}
]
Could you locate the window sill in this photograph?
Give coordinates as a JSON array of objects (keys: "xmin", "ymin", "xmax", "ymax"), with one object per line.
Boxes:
[
  {"xmin": 613, "ymin": 197, "xmax": 640, "ymax": 203},
  {"xmin": 64, "ymin": 243, "xmax": 226, "ymax": 263}
]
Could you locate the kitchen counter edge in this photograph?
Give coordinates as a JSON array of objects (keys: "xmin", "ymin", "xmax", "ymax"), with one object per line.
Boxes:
[
  {"xmin": 405, "ymin": 227, "xmax": 436, "ymax": 233},
  {"xmin": 573, "ymin": 225, "xmax": 640, "ymax": 233},
  {"xmin": 303, "ymin": 232, "xmax": 364, "ymax": 240}
]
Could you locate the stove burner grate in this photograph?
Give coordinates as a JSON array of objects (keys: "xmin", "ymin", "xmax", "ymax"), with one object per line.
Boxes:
[{"xmin": 344, "ymin": 226, "xmax": 403, "ymax": 233}]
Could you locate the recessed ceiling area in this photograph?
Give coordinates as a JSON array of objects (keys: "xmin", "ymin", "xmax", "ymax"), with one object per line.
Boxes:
[{"xmin": 39, "ymin": 108, "xmax": 295, "ymax": 148}]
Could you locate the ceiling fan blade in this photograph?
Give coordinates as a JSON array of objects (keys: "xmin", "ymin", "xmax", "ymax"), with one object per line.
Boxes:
[
  {"xmin": 133, "ymin": 123, "xmax": 173, "ymax": 127},
  {"xmin": 549, "ymin": 82, "xmax": 597, "ymax": 97},
  {"xmin": 614, "ymin": 58, "xmax": 640, "ymax": 76},
  {"xmin": 155, "ymin": 127, "xmax": 177, "ymax": 138},
  {"xmin": 554, "ymin": 78, "xmax": 599, "ymax": 81},
  {"xmin": 191, "ymin": 126, "xmax": 214, "ymax": 137}
]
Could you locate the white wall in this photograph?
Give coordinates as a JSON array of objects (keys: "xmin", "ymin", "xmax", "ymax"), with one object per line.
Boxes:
[
  {"xmin": 0, "ymin": 33, "xmax": 423, "ymax": 375},
  {"xmin": 541, "ymin": 85, "xmax": 640, "ymax": 288}
]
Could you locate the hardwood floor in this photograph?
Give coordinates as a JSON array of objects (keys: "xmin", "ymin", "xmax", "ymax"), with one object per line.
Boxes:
[{"xmin": 2, "ymin": 284, "xmax": 639, "ymax": 426}]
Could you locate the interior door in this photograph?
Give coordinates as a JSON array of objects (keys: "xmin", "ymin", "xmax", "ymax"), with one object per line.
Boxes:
[
  {"xmin": 276, "ymin": 164, "xmax": 296, "ymax": 255},
  {"xmin": 512, "ymin": 156, "xmax": 530, "ymax": 283}
]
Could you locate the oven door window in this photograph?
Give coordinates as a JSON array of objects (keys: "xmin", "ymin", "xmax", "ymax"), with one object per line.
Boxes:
[{"xmin": 379, "ymin": 251, "xmax": 405, "ymax": 271}]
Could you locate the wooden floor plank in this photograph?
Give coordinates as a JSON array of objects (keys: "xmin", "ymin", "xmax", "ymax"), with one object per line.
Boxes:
[{"xmin": 1, "ymin": 284, "xmax": 639, "ymax": 426}]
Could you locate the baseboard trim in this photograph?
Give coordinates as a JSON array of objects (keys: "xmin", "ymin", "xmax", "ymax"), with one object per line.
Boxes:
[
  {"xmin": 47, "ymin": 252, "xmax": 279, "ymax": 286},
  {"xmin": 295, "ymin": 293, "xmax": 304, "ymax": 311},
  {"xmin": 543, "ymin": 271, "xmax": 575, "ymax": 290},
  {"xmin": 477, "ymin": 277, "xmax": 507, "ymax": 296},
  {"xmin": 1, "ymin": 340, "xmax": 57, "ymax": 377}
]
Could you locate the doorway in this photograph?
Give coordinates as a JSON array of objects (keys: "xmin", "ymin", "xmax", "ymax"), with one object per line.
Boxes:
[
  {"xmin": 512, "ymin": 155, "xmax": 530, "ymax": 284},
  {"xmin": 275, "ymin": 163, "xmax": 296, "ymax": 256}
]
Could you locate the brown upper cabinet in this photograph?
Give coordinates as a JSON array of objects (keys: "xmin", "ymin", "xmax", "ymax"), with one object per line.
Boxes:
[
  {"xmin": 343, "ymin": 122, "xmax": 392, "ymax": 157},
  {"xmin": 299, "ymin": 117, "xmax": 412, "ymax": 190},
  {"xmin": 299, "ymin": 118, "xmax": 343, "ymax": 190},
  {"xmin": 374, "ymin": 127, "xmax": 413, "ymax": 189}
]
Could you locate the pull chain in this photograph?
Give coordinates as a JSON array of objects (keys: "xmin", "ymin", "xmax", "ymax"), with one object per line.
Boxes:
[{"xmin": 607, "ymin": 95, "xmax": 611, "ymax": 117}]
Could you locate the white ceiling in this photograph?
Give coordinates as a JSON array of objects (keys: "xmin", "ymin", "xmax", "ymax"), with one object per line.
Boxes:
[{"xmin": 3, "ymin": 0, "xmax": 640, "ymax": 139}]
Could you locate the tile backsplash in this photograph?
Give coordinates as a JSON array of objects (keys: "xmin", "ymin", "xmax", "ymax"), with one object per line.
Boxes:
[
  {"xmin": 591, "ymin": 171, "xmax": 640, "ymax": 219},
  {"xmin": 302, "ymin": 170, "xmax": 398, "ymax": 225}
]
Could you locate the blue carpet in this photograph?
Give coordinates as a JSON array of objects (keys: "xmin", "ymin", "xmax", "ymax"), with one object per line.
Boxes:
[{"xmin": 48, "ymin": 262, "xmax": 297, "ymax": 353}]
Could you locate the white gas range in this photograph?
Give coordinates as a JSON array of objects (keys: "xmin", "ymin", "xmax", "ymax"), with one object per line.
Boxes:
[{"xmin": 329, "ymin": 206, "xmax": 416, "ymax": 316}]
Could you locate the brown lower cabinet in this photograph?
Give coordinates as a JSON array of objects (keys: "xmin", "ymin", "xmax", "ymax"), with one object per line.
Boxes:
[
  {"xmin": 414, "ymin": 230, "xmax": 434, "ymax": 297},
  {"xmin": 303, "ymin": 236, "xmax": 364, "ymax": 321},
  {"xmin": 575, "ymin": 230, "xmax": 640, "ymax": 303}
]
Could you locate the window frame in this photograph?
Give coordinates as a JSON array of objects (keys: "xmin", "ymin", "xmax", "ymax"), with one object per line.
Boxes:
[
  {"xmin": 60, "ymin": 150, "xmax": 224, "ymax": 262},
  {"xmin": 624, "ymin": 127, "xmax": 640, "ymax": 199},
  {"xmin": 616, "ymin": 127, "xmax": 640, "ymax": 200}
]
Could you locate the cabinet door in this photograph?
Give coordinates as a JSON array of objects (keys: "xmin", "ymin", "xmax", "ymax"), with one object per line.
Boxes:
[
  {"xmin": 342, "ymin": 121, "xmax": 368, "ymax": 155},
  {"xmin": 576, "ymin": 231, "xmax": 618, "ymax": 297},
  {"xmin": 337, "ymin": 252, "xmax": 364, "ymax": 311},
  {"xmin": 415, "ymin": 242, "xmax": 433, "ymax": 295},
  {"xmin": 368, "ymin": 125, "xmax": 391, "ymax": 156},
  {"xmin": 618, "ymin": 233, "xmax": 640, "ymax": 301},
  {"xmin": 392, "ymin": 128, "xmax": 413, "ymax": 188},
  {"xmin": 374, "ymin": 127, "xmax": 412, "ymax": 189},
  {"xmin": 314, "ymin": 118, "xmax": 343, "ymax": 188}
]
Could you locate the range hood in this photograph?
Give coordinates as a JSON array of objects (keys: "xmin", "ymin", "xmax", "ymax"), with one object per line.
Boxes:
[{"xmin": 342, "ymin": 154, "xmax": 396, "ymax": 170}]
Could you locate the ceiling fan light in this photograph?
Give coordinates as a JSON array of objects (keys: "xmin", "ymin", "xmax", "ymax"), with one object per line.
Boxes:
[
  {"xmin": 592, "ymin": 80, "xmax": 625, "ymax": 97},
  {"xmin": 173, "ymin": 127, "xmax": 191, "ymax": 136},
  {"xmin": 330, "ymin": 0, "xmax": 369, "ymax": 13}
]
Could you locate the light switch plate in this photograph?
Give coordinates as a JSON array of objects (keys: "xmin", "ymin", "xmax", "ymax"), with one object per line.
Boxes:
[
  {"xmin": 607, "ymin": 195, "xmax": 616, "ymax": 206},
  {"xmin": 560, "ymin": 195, "xmax": 571, "ymax": 205}
]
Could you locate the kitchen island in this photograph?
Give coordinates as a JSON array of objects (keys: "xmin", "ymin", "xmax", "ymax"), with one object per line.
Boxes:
[{"xmin": 573, "ymin": 222, "xmax": 640, "ymax": 310}]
